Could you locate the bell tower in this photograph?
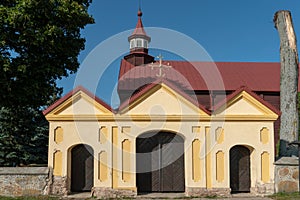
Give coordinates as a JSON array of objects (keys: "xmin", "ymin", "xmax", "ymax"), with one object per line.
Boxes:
[{"xmin": 124, "ymin": 8, "xmax": 154, "ymax": 66}]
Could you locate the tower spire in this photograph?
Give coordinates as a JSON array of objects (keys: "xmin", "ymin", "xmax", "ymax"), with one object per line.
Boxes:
[
  {"xmin": 128, "ymin": 7, "xmax": 150, "ymax": 46},
  {"xmin": 124, "ymin": 6, "xmax": 154, "ymax": 66}
]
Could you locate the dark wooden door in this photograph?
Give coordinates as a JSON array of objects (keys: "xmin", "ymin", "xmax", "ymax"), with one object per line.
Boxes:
[
  {"xmin": 230, "ymin": 146, "xmax": 251, "ymax": 193},
  {"xmin": 136, "ymin": 132, "xmax": 185, "ymax": 193},
  {"xmin": 71, "ymin": 144, "xmax": 94, "ymax": 192}
]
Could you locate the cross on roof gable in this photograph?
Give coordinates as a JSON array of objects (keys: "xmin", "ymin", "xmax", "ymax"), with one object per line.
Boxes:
[{"xmin": 118, "ymin": 59, "xmax": 300, "ymax": 92}]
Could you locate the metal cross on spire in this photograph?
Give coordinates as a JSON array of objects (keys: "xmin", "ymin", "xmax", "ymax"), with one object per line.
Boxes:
[{"xmin": 150, "ymin": 54, "xmax": 172, "ymax": 78}]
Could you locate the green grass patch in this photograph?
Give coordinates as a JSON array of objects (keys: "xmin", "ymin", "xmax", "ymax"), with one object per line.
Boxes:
[
  {"xmin": 0, "ymin": 196, "xmax": 58, "ymax": 200},
  {"xmin": 269, "ymin": 192, "xmax": 300, "ymax": 200}
]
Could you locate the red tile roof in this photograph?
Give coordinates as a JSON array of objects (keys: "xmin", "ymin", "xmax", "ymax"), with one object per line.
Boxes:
[
  {"xmin": 43, "ymin": 86, "xmax": 113, "ymax": 115},
  {"xmin": 214, "ymin": 86, "xmax": 281, "ymax": 115},
  {"xmin": 118, "ymin": 59, "xmax": 300, "ymax": 92}
]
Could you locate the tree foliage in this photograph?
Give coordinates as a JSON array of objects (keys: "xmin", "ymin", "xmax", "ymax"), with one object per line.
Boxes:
[
  {"xmin": 0, "ymin": 0, "xmax": 94, "ymax": 166},
  {"xmin": 0, "ymin": 107, "xmax": 48, "ymax": 166},
  {"xmin": 0, "ymin": 0, "xmax": 94, "ymax": 108}
]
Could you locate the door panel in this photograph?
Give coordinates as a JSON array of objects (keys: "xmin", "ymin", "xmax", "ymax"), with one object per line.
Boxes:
[
  {"xmin": 161, "ymin": 143, "xmax": 174, "ymax": 191},
  {"xmin": 152, "ymin": 145, "xmax": 160, "ymax": 192},
  {"xmin": 71, "ymin": 144, "xmax": 94, "ymax": 192},
  {"xmin": 136, "ymin": 132, "xmax": 185, "ymax": 193},
  {"xmin": 171, "ymin": 143, "xmax": 185, "ymax": 192},
  {"xmin": 136, "ymin": 137, "xmax": 156, "ymax": 192},
  {"xmin": 230, "ymin": 146, "xmax": 251, "ymax": 193}
]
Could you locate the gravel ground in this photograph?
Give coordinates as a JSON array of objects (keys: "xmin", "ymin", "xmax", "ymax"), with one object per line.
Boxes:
[{"xmin": 65, "ymin": 192, "xmax": 274, "ymax": 200}]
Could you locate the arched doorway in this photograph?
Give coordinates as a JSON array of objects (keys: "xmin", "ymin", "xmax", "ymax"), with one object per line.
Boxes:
[
  {"xmin": 230, "ymin": 145, "xmax": 251, "ymax": 193},
  {"xmin": 136, "ymin": 132, "xmax": 185, "ymax": 193},
  {"xmin": 71, "ymin": 144, "xmax": 94, "ymax": 192}
]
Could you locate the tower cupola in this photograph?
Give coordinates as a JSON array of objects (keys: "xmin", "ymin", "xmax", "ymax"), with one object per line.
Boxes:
[
  {"xmin": 124, "ymin": 8, "xmax": 154, "ymax": 66},
  {"xmin": 128, "ymin": 9, "xmax": 151, "ymax": 53}
]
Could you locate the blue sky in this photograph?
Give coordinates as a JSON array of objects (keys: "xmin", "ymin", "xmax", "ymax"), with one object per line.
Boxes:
[{"xmin": 57, "ymin": 0, "xmax": 300, "ymax": 107}]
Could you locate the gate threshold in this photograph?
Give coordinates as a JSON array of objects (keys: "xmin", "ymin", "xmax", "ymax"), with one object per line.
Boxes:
[{"xmin": 137, "ymin": 192, "xmax": 186, "ymax": 199}]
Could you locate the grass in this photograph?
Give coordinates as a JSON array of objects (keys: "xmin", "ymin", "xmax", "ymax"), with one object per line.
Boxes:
[
  {"xmin": 0, "ymin": 196, "xmax": 58, "ymax": 200},
  {"xmin": 269, "ymin": 192, "xmax": 300, "ymax": 200}
]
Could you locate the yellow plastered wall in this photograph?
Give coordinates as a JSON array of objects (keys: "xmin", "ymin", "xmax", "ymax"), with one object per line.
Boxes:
[
  {"xmin": 122, "ymin": 139, "xmax": 131, "ymax": 182},
  {"xmin": 122, "ymin": 127, "xmax": 131, "ymax": 134},
  {"xmin": 192, "ymin": 126, "xmax": 201, "ymax": 134},
  {"xmin": 54, "ymin": 127, "xmax": 63, "ymax": 144},
  {"xmin": 99, "ymin": 126, "xmax": 108, "ymax": 144},
  {"xmin": 260, "ymin": 128, "xmax": 269, "ymax": 144},
  {"xmin": 57, "ymin": 92, "xmax": 110, "ymax": 115},
  {"xmin": 99, "ymin": 151, "xmax": 108, "ymax": 182},
  {"xmin": 112, "ymin": 126, "xmax": 118, "ymax": 189},
  {"xmin": 215, "ymin": 127, "xmax": 224, "ymax": 144},
  {"xmin": 126, "ymin": 85, "xmax": 203, "ymax": 115},
  {"xmin": 192, "ymin": 139, "xmax": 201, "ymax": 182},
  {"xmin": 225, "ymin": 98, "xmax": 263, "ymax": 115},
  {"xmin": 216, "ymin": 151, "xmax": 225, "ymax": 182},
  {"xmin": 261, "ymin": 152, "xmax": 270, "ymax": 183},
  {"xmin": 48, "ymin": 120, "xmax": 275, "ymax": 191},
  {"xmin": 45, "ymin": 87, "xmax": 277, "ymax": 192},
  {"xmin": 209, "ymin": 121, "xmax": 275, "ymax": 189},
  {"xmin": 53, "ymin": 151, "xmax": 62, "ymax": 176},
  {"xmin": 205, "ymin": 127, "xmax": 212, "ymax": 189}
]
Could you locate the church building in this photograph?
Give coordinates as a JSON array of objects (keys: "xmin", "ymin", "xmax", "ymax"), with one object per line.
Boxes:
[{"xmin": 44, "ymin": 9, "xmax": 282, "ymax": 197}]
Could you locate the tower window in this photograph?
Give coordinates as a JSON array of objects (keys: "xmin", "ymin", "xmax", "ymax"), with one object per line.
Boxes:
[
  {"xmin": 144, "ymin": 40, "xmax": 148, "ymax": 48},
  {"xmin": 136, "ymin": 39, "xmax": 143, "ymax": 47},
  {"xmin": 130, "ymin": 40, "xmax": 135, "ymax": 49}
]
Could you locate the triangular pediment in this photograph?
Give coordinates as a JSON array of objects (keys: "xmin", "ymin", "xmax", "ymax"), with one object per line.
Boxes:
[
  {"xmin": 55, "ymin": 92, "xmax": 111, "ymax": 115},
  {"xmin": 44, "ymin": 87, "xmax": 113, "ymax": 120},
  {"xmin": 225, "ymin": 96, "xmax": 264, "ymax": 115},
  {"xmin": 215, "ymin": 90, "xmax": 279, "ymax": 118},
  {"xmin": 120, "ymin": 83, "xmax": 209, "ymax": 116}
]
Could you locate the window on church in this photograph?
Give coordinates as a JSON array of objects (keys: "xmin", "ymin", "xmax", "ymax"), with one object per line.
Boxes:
[
  {"xmin": 130, "ymin": 40, "xmax": 135, "ymax": 49},
  {"xmin": 136, "ymin": 39, "xmax": 142, "ymax": 47},
  {"xmin": 144, "ymin": 40, "xmax": 148, "ymax": 48}
]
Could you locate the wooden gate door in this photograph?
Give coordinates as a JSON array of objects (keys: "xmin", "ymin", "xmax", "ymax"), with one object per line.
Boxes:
[
  {"xmin": 71, "ymin": 144, "xmax": 94, "ymax": 192},
  {"xmin": 230, "ymin": 145, "xmax": 251, "ymax": 193},
  {"xmin": 136, "ymin": 132, "xmax": 185, "ymax": 193}
]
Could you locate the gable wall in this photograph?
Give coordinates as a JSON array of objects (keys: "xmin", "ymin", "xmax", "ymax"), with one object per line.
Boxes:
[
  {"xmin": 209, "ymin": 121, "xmax": 275, "ymax": 189},
  {"xmin": 126, "ymin": 86, "xmax": 201, "ymax": 115},
  {"xmin": 47, "ymin": 118, "xmax": 275, "ymax": 195},
  {"xmin": 46, "ymin": 88, "xmax": 278, "ymax": 196}
]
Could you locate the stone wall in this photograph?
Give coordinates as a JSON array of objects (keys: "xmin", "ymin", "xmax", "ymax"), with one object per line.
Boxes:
[
  {"xmin": 50, "ymin": 176, "xmax": 68, "ymax": 196},
  {"xmin": 275, "ymin": 157, "xmax": 299, "ymax": 193},
  {"xmin": 0, "ymin": 167, "xmax": 50, "ymax": 196},
  {"xmin": 252, "ymin": 183, "xmax": 274, "ymax": 195}
]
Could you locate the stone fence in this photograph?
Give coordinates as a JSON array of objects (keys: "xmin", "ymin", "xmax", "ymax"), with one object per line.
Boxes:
[
  {"xmin": 274, "ymin": 157, "xmax": 299, "ymax": 193},
  {"xmin": 0, "ymin": 162, "xmax": 299, "ymax": 197},
  {"xmin": 0, "ymin": 167, "xmax": 50, "ymax": 196}
]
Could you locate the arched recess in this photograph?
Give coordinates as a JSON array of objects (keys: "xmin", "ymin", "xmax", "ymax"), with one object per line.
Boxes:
[
  {"xmin": 136, "ymin": 131, "xmax": 185, "ymax": 193},
  {"xmin": 70, "ymin": 144, "xmax": 94, "ymax": 192},
  {"xmin": 229, "ymin": 145, "xmax": 251, "ymax": 193}
]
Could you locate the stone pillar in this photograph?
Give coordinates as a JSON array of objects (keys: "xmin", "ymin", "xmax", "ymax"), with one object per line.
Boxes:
[{"xmin": 274, "ymin": 157, "xmax": 299, "ymax": 193}]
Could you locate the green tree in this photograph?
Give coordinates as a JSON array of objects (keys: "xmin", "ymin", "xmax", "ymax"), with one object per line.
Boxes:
[
  {"xmin": 0, "ymin": 107, "xmax": 48, "ymax": 166},
  {"xmin": 0, "ymin": 0, "xmax": 94, "ymax": 166},
  {"xmin": 0, "ymin": 0, "xmax": 94, "ymax": 107}
]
